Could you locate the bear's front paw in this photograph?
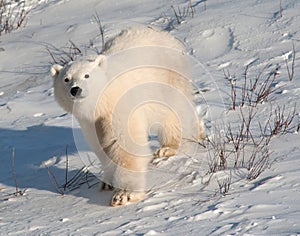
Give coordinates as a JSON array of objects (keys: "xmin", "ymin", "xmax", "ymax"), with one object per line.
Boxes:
[
  {"xmin": 154, "ymin": 147, "xmax": 177, "ymax": 158},
  {"xmin": 110, "ymin": 190, "xmax": 145, "ymax": 207}
]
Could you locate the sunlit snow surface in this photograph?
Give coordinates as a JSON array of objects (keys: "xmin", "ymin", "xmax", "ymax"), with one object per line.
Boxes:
[{"xmin": 0, "ymin": 0, "xmax": 300, "ymax": 235}]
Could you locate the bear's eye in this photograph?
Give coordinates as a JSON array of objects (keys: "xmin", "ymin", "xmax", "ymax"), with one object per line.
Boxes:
[
  {"xmin": 64, "ymin": 78, "xmax": 70, "ymax": 83},
  {"xmin": 84, "ymin": 74, "xmax": 89, "ymax": 79}
]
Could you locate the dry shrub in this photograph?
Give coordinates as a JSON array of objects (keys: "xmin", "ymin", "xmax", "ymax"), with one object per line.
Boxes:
[{"xmin": 0, "ymin": 0, "xmax": 29, "ymax": 36}]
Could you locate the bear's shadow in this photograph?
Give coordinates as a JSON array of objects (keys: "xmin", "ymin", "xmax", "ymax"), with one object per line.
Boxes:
[{"xmin": 0, "ymin": 124, "xmax": 112, "ymax": 206}]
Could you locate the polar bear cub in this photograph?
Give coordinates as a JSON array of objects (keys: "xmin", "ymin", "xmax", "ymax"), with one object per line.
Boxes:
[{"xmin": 50, "ymin": 26, "xmax": 205, "ymax": 206}]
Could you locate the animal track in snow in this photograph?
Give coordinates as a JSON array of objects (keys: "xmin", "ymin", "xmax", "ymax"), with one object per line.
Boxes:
[{"xmin": 194, "ymin": 27, "xmax": 234, "ymax": 60}]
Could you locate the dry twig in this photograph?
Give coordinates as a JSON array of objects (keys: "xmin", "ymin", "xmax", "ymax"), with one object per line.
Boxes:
[
  {"xmin": 92, "ymin": 12, "xmax": 105, "ymax": 52},
  {"xmin": 217, "ymin": 172, "xmax": 232, "ymax": 196},
  {"xmin": 0, "ymin": 0, "xmax": 29, "ymax": 36},
  {"xmin": 47, "ymin": 40, "xmax": 82, "ymax": 65},
  {"xmin": 285, "ymin": 42, "xmax": 296, "ymax": 81},
  {"xmin": 11, "ymin": 148, "xmax": 19, "ymax": 196}
]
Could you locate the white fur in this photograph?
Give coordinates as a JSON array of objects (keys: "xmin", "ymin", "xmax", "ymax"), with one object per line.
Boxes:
[{"xmin": 51, "ymin": 26, "xmax": 205, "ymax": 206}]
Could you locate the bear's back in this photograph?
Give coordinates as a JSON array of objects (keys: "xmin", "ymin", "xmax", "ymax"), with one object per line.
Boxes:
[{"xmin": 103, "ymin": 26, "xmax": 185, "ymax": 54}]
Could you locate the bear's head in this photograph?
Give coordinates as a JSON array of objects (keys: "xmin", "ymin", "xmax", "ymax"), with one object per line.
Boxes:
[{"xmin": 50, "ymin": 55, "xmax": 107, "ymax": 114}]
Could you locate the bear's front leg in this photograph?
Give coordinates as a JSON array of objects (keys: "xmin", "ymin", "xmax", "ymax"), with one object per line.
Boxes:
[
  {"xmin": 109, "ymin": 153, "xmax": 150, "ymax": 206},
  {"xmin": 111, "ymin": 190, "xmax": 146, "ymax": 206}
]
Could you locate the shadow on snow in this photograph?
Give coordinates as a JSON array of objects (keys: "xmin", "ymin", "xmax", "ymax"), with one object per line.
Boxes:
[{"xmin": 0, "ymin": 124, "xmax": 112, "ymax": 206}]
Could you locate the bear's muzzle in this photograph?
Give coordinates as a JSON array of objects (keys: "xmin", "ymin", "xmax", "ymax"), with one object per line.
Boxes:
[{"xmin": 70, "ymin": 86, "xmax": 82, "ymax": 97}]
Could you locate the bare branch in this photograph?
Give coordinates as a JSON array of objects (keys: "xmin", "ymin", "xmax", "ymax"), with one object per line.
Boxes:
[
  {"xmin": 285, "ymin": 42, "xmax": 296, "ymax": 81},
  {"xmin": 47, "ymin": 166, "xmax": 64, "ymax": 195},
  {"xmin": 11, "ymin": 148, "xmax": 19, "ymax": 196},
  {"xmin": 279, "ymin": 0, "xmax": 283, "ymax": 18},
  {"xmin": 217, "ymin": 172, "xmax": 232, "ymax": 196},
  {"xmin": 241, "ymin": 66, "xmax": 249, "ymax": 107},
  {"xmin": 224, "ymin": 69, "xmax": 237, "ymax": 110},
  {"xmin": 0, "ymin": 1, "xmax": 29, "ymax": 35},
  {"xmin": 92, "ymin": 12, "xmax": 105, "ymax": 52},
  {"xmin": 46, "ymin": 40, "xmax": 82, "ymax": 65},
  {"xmin": 63, "ymin": 144, "xmax": 69, "ymax": 191}
]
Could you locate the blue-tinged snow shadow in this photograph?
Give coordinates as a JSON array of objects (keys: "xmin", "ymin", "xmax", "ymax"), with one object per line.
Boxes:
[
  {"xmin": 0, "ymin": 124, "xmax": 111, "ymax": 205},
  {"xmin": 0, "ymin": 125, "xmax": 77, "ymax": 189}
]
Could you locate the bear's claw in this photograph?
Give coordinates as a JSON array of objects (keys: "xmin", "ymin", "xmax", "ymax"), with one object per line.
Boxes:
[
  {"xmin": 99, "ymin": 182, "xmax": 114, "ymax": 191},
  {"xmin": 154, "ymin": 147, "xmax": 177, "ymax": 158},
  {"xmin": 110, "ymin": 190, "xmax": 145, "ymax": 207}
]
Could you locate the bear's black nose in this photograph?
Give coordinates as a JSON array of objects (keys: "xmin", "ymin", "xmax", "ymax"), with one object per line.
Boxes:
[{"xmin": 70, "ymin": 86, "xmax": 82, "ymax": 97}]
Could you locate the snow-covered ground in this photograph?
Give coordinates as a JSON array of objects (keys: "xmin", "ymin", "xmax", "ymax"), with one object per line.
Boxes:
[{"xmin": 1, "ymin": 0, "xmax": 300, "ymax": 235}]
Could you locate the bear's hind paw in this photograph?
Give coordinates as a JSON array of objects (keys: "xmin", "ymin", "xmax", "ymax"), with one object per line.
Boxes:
[{"xmin": 154, "ymin": 147, "xmax": 177, "ymax": 159}]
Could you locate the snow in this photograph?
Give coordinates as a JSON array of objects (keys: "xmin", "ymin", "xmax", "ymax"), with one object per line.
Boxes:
[{"xmin": 1, "ymin": 0, "xmax": 300, "ymax": 235}]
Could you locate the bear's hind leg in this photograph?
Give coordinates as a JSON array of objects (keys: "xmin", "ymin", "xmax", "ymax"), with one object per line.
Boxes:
[{"xmin": 155, "ymin": 114, "xmax": 181, "ymax": 159}]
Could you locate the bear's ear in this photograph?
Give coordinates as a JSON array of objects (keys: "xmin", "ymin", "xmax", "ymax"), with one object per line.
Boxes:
[
  {"xmin": 95, "ymin": 54, "xmax": 106, "ymax": 67},
  {"xmin": 50, "ymin": 64, "xmax": 63, "ymax": 79}
]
